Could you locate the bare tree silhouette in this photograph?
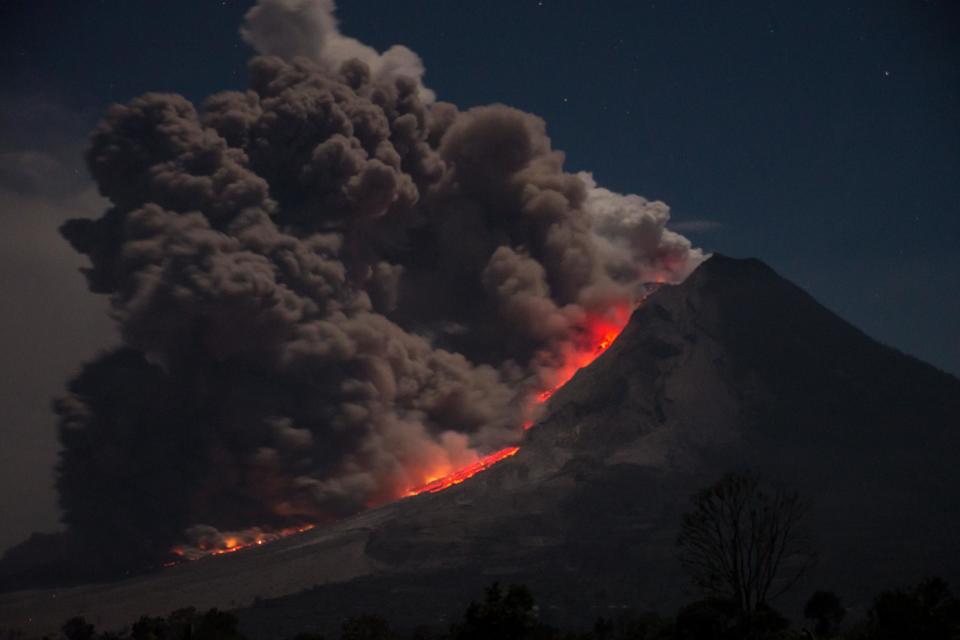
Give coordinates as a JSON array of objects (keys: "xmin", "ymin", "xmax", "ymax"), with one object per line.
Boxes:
[{"xmin": 677, "ymin": 472, "xmax": 816, "ymax": 614}]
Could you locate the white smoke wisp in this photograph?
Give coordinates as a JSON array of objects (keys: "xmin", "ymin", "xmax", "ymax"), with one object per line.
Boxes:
[{"xmin": 580, "ymin": 172, "xmax": 707, "ymax": 286}]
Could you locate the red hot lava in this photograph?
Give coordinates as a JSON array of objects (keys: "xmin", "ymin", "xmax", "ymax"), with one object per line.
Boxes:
[
  {"xmin": 405, "ymin": 303, "xmax": 633, "ymax": 497},
  {"xmin": 535, "ymin": 305, "xmax": 632, "ymax": 403},
  {"xmin": 404, "ymin": 446, "xmax": 521, "ymax": 496},
  {"xmin": 167, "ymin": 524, "xmax": 316, "ymax": 563}
]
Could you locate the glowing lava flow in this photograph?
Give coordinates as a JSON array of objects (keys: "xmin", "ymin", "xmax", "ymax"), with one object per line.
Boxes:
[
  {"xmin": 536, "ymin": 309, "xmax": 630, "ymax": 403},
  {"xmin": 405, "ymin": 304, "xmax": 633, "ymax": 498},
  {"xmin": 404, "ymin": 446, "xmax": 521, "ymax": 496},
  {"xmin": 167, "ymin": 524, "xmax": 316, "ymax": 564}
]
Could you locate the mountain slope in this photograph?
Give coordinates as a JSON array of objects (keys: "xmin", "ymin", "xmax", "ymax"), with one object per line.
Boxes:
[{"xmin": 2, "ymin": 255, "xmax": 959, "ymax": 636}]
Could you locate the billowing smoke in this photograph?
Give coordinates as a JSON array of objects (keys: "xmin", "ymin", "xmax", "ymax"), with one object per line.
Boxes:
[{"xmin": 51, "ymin": 0, "xmax": 704, "ymax": 565}]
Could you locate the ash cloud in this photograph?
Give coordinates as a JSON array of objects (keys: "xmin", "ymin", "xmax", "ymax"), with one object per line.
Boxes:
[
  {"xmin": 241, "ymin": 0, "xmax": 434, "ymax": 102},
  {"xmin": 46, "ymin": 0, "xmax": 704, "ymax": 564}
]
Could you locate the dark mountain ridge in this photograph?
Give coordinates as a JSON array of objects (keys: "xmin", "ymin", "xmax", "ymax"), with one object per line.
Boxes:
[{"xmin": 2, "ymin": 254, "xmax": 958, "ymax": 637}]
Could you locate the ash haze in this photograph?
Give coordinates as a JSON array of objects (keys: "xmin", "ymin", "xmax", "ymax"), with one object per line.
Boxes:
[{"xmin": 0, "ymin": 0, "xmax": 957, "ymax": 572}]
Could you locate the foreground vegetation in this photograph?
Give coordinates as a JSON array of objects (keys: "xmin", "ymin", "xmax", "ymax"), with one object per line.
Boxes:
[{"xmin": 0, "ymin": 575, "xmax": 950, "ymax": 640}]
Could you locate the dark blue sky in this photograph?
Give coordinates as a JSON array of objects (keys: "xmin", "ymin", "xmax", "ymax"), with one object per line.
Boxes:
[{"xmin": 2, "ymin": 0, "xmax": 958, "ymax": 379}]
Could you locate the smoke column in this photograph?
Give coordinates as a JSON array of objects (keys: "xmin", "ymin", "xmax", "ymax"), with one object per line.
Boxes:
[{"xmin": 48, "ymin": 0, "xmax": 703, "ymax": 565}]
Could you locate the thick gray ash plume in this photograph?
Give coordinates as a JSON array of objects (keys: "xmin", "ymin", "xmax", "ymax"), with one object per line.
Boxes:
[{"xmin": 50, "ymin": 0, "xmax": 704, "ymax": 562}]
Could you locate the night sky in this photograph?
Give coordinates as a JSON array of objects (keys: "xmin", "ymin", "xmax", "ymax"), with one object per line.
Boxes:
[{"xmin": 0, "ymin": 0, "xmax": 957, "ymax": 551}]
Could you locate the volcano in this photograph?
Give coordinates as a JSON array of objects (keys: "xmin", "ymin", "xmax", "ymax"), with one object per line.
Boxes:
[{"xmin": 2, "ymin": 254, "xmax": 959, "ymax": 636}]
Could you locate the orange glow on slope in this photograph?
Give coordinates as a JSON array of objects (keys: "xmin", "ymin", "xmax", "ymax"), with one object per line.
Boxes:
[
  {"xmin": 536, "ymin": 304, "xmax": 632, "ymax": 402},
  {"xmin": 404, "ymin": 446, "xmax": 521, "ymax": 496},
  {"xmin": 404, "ymin": 303, "xmax": 633, "ymax": 498},
  {"xmin": 168, "ymin": 524, "xmax": 315, "ymax": 563}
]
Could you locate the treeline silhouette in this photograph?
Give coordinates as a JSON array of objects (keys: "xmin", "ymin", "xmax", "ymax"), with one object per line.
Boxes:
[{"xmin": 0, "ymin": 576, "xmax": 951, "ymax": 640}]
